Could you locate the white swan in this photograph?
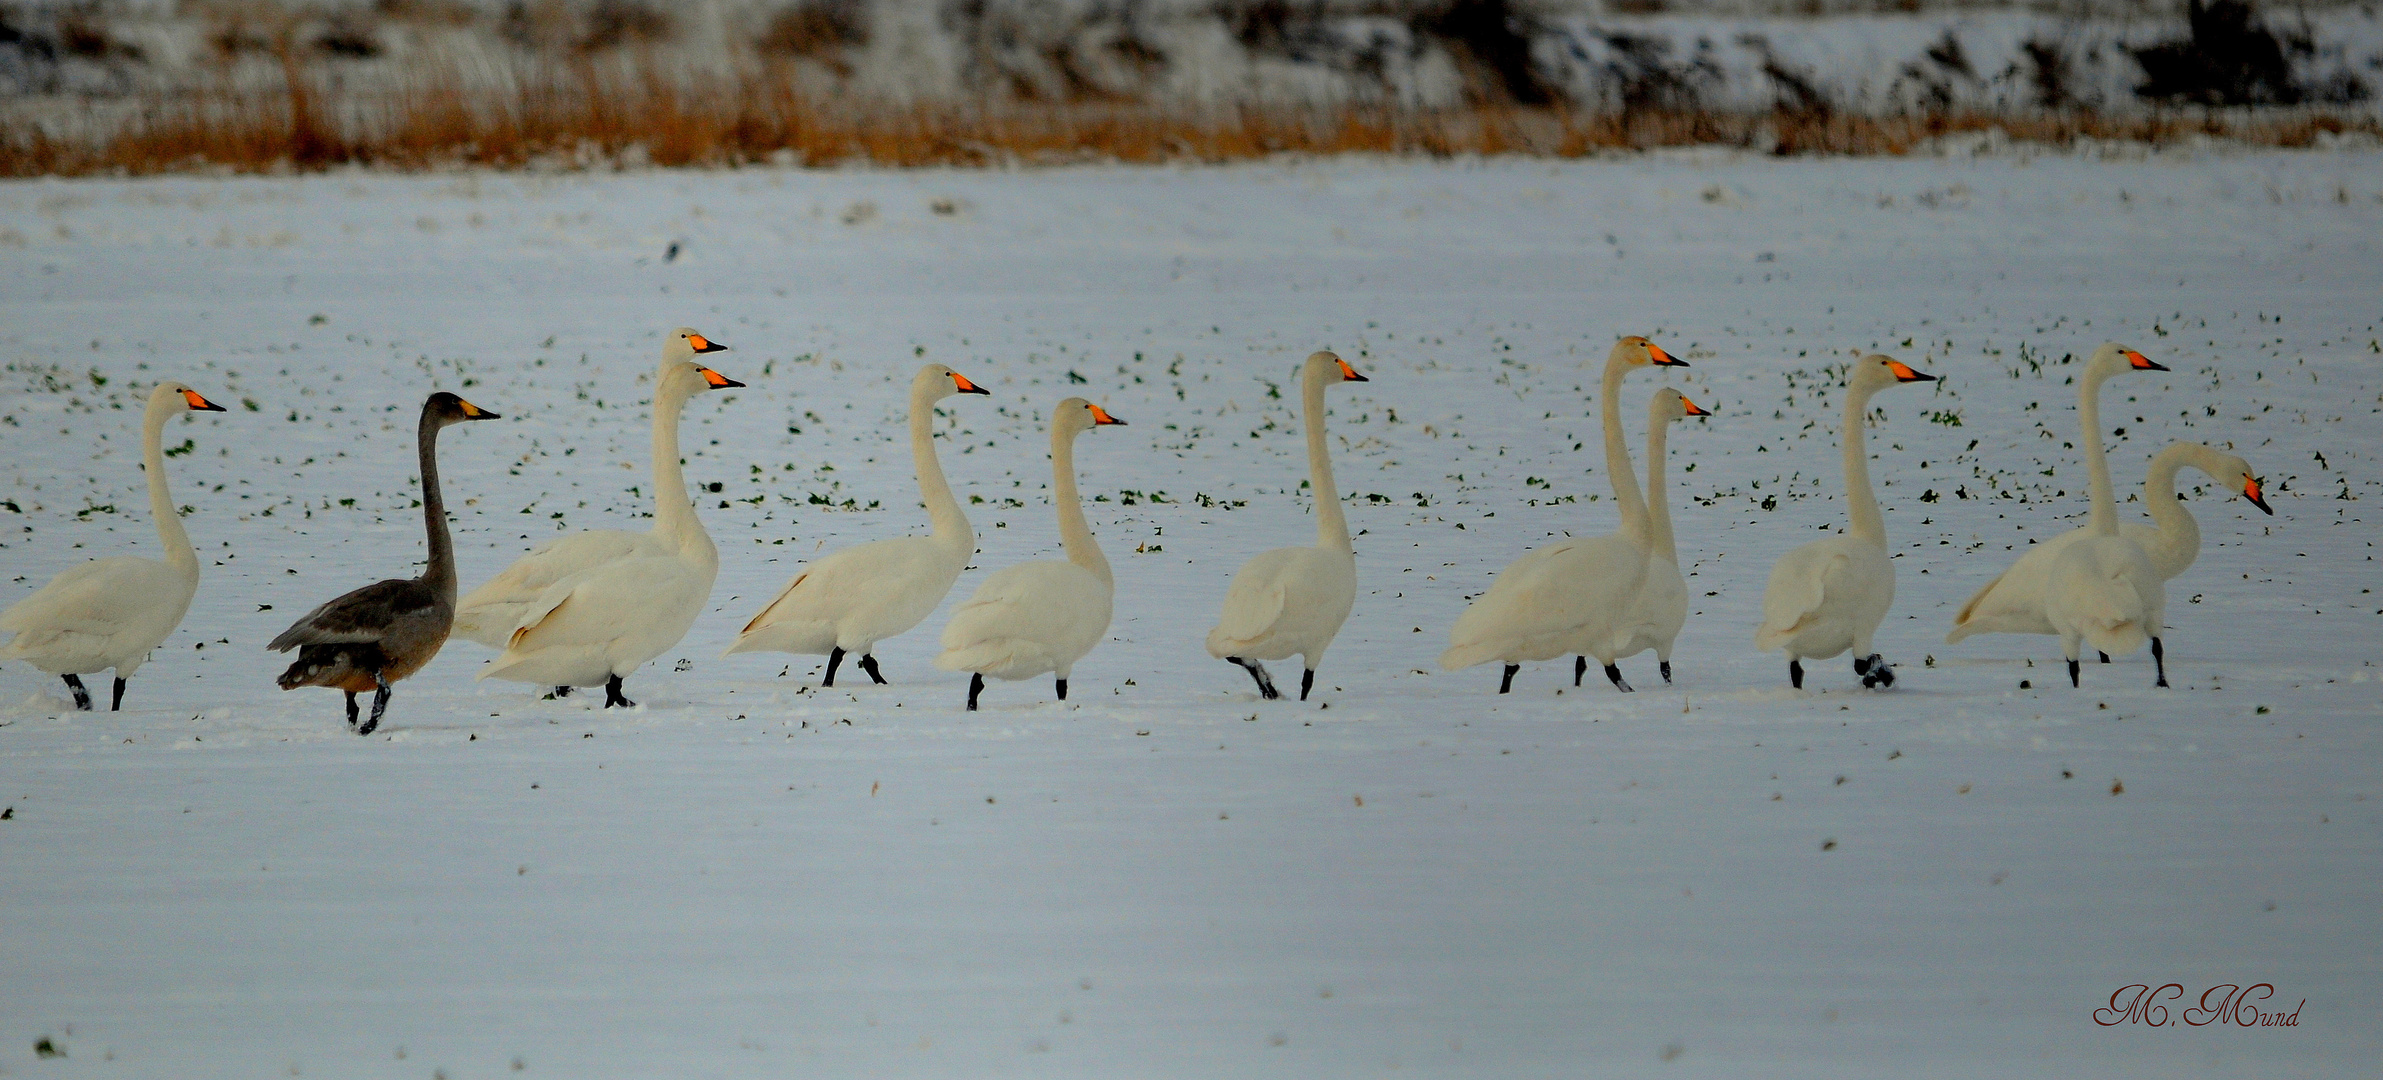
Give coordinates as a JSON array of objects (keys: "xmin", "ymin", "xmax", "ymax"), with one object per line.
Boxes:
[
  {"xmin": 1440, "ymin": 336, "xmax": 1688, "ymax": 693},
  {"xmin": 1754, "ymin": 354, "xmax": 1937, "ymax": 689},
  {"xmin": 1610, "ymin": 387, "xmax": 1710, "ymax": 686},
  {"xmin": 1205, "ymin": 350, "xmax": 1368, "ymax": 701},
  {"xmin": 475, "ymin": 354, "xmax": 744, "ymax": 707},
  {"xmin": 1, "ymin": 382, "xmax": 225, "ymax": 710},
  {"xmin": 935, "ymin": 398, "xmax": 1125, "ymax": 711},
  {"xmin": 1945, "ymin": 343, "xmax": 2171, "ymax": 644},
  {"xmin": 726, "ymin": 364, "xmax": 991, "ymax": 685},
  {"xmin": 2045, "ymin": 393, "xmax": 2168, "ymax": 688},
  {"xmin": 453, "ymin": 328, "xmax": 730, "ymax": 663}
]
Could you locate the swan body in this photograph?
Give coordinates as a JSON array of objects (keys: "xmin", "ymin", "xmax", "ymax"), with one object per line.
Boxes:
[
  {"xmin": 270, "ymin": 393, "xmax": 499, "ymax": 733},
  {"xmin": 1441, "ymin": 336, "xmax": 1687, "ymax": 693},
  {"xmin": 726, "ymin": 364, "xmax": 991, "ymax": 685},
  {"xmin": 477, "ymin": 355, "xmax": 744, "ymax": 707},
  {"xmin": 1611, "ymin": 388, "xmax": 1710, "ymax": 684},
  {"xmin": 936, "ymin": 398, "xmax": 1124, "ymax": 710},
  {"xmin": 1945, "ymin": 344, "xmax": 2170, "ymax": 644},
  {"xmin": 1947, "ymin": 440, "xmax": 2267, "ymax": 643},
  {"xmin": 1754, "ymin": 354, "xmax": 1937, "ymax": 689},
  {"xmin": 454, "ymin": 328, "xmax": 728, "ymax": 648},
  {"xmin": 1206, "ymin": 351, "xmax": 1368, "ymax": 701},
  {"xmin": 1, "ymin": 382, "xmax": 225, "ymax": 711}
]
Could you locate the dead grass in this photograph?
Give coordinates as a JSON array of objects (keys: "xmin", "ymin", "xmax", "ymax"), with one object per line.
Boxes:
[{"xmin": 3, "ymin": 65, "xmax": 2373, "ymax": 177}]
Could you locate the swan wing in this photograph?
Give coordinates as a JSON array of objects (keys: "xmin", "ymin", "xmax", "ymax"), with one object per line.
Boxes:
[
  {"xmin": 268, "ymin": 578, "xmax": 439, "ymax": 652},
  {"xmin": 1205, "ymin": 549, "xmax": 1294, "ymax": 657},
  {"xmin": 0, "ymin": 557, "xmax": 190, "ymax": 666},
  {"xmin": 733, "ymin": 537, "xmax": 958, "ymax": 648},
  {"xmin": 935, "ymin": 563, "xmax": 1110, "ymax": 678},
  {"xmin": 1945, "ymin": 528, "xmax": 2082, "ymax": 643},
  {"xmin": 1755, "ymin": 542, "xmax": 1847, "ymax": 649},
  {"xmin": 453, "ymin": 528, "xmax": 647, "ymax": 643}
]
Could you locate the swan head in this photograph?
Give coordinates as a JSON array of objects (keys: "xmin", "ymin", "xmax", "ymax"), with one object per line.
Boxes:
[
  {"xmin": 663, "ymin": 327, "xmax": 728, "ymax": 362},
  {"xmin": 2084, "ymin": 342, "xmax": 2168, "ymax": 383},
  {"xmin": 1851, "ymin": 354, "xmax": 1936, "ymax": 393},
  {"xmin": 1305, "ymin": 350, "xmax": 1369, "ymax": 385},
  {"xmin": 2214, "ymin": 453, "xmax": 2274, "ymax": 515},
  {"xmin": 1650, "ymin": 387, "xmax": 1710, "ymax": 424},
  {"xmin": 660, "ymin": 359, "xmax": 746, "ymax": 399},
  {"xmin": 1054, "ymin": 397, "xmax": 1126, "ymax": 436},
  {"xmin": 918, "ymin": 363, "xmax": 992, "ymax": 400},
  {"xmin": 1606, "ymin": 336, "xmax": 1686, "ymax": 371},
  {"xmin": 153, "ymin": 381, "xmax": 227, "ymax": 414},
  {"xmin": 424, "ymin": 392, "xmax": 500, "ymax": 426}
]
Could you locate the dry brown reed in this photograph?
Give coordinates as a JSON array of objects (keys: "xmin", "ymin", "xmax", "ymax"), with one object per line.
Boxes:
[{"xmin": 3, "ymin": 63, "xmax": 2372, "ymax": 177}]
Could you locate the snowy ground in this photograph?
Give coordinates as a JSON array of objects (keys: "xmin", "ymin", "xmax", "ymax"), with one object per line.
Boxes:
[{"xmin": 2, "ymin": 147, "xmax": 2379, "ymax": 1076}]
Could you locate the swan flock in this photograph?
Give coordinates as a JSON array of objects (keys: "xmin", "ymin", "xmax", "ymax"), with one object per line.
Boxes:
[{"xmin": 2, "ymin": 331, "xmax": 2277, "ymax": 730}]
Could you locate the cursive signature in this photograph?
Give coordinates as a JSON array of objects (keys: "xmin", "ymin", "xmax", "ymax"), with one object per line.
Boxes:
[{"xmin": 2095, "ymin": 983, "xmax": 2304, "ymax": 1027}]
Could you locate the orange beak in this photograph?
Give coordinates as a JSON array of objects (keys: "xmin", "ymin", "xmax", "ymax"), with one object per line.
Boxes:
[
  {"xmin": 687, "ymin": 333, "xmax": 727, "ymax": 354},
  {"xmin": 1089, "ymin": 404, "xmax": 1125, "ymax": 426},
  {"xmin": 700, "ymin": 368, "xmax": 745, "ymax": 389},
  {"xmin": 457, "ymin": 398, "xmax": 500, "ymax": 420},
  {"xmin": 2242, "ymin": 476, "xmax": 2272, "ymax": 514},
  {"xmin": 181, "ymin": 389, "xmax": 227, "ymax": 413},
  {"xmin": 2125, "ymin": 350, "xmax": 2168, "ymax": 372},
  {"xmin": 951, "ymin": 371, "xmax": 991, "ymax": 395},
  {"xmin": 1680, "ymin": 395, "xmax": 1710, "ymax": 417},
  {"xmin": 1887, "ymin": 360, "xmax": 1937, "ymax": 383},
  {"xmin": 1336, "ymin": 357, "xmax": 1369, "ymax": 383},
  {"xmin": 1648, "ymin": 344, "xmax": 1688, "ymax": 367}
]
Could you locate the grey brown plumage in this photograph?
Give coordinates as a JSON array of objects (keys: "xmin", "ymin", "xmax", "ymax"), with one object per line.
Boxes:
[{"xmin": 270, "ymin": 391, "xmax": 497, "ymax": 732}]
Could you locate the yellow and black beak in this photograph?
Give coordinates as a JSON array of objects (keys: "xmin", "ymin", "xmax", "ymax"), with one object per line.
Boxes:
[
  {"xmin": 1649, "ymin": 344, "xmax": 1688, "ymax": 367},
  {"xmin": 2242, "ymin": 475, "xmax": 2273, "ymax": 515},
  {"xmin": 951, "ymin": 371, "xmax": 991, "ymax": 395},
  {"xmin": 182, "ymin": 389, "xmax": 227, "ymax": 413},
  {"xmin": 1681, "ymin": 395, "xmax": 1711, "ymax": 417},
  {"xmin": 687, "ymin": 333, "xmax": 727, "ymax": 354},
  {"xmin": 2125, "ymin": 350, "xmax": 2169, "ymax": 372},
  {"xmin": 700, "ymin": 368, "xmax": 745, "ymax": 389},
  {"xmin": 1887, "ymin": 360, "xmax": 1938, "ymax": 383},
  {"xmin": 1089, "ymin": 404, "xmax": 1126, "ymax": 426},
  {"xmin": 458, "ymin": 398, "xmax": 500, "ymax": 421},
  {"xmin": 1336, "ymin": 357, "xmax": 1370, "ymax": 383}
]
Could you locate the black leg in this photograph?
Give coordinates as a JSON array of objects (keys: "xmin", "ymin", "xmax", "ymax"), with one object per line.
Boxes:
[
  {"xmin": 604, "ymin": 675, "xmax": 634, "ymax": 709},
  {"xmin": 823, "ymin": 647, "xmax": 845, "ymax": 687},
  {"xmin": 858, "ymin": 654, "xmax": 886, "ymax": 685},
  {"xmin": 1659, "ymin": 661, "xmax": 1672, "ymax": 685},
  {"xmin": 62, "ymin": 674, "xmax": 91, "ymax": 711},
  {"xmin": 359, "ymin": 675, "xmax": 390, "ymax": 736},
  {"xmin": 1605, "ymin": 664, "xmax": 1634, "ymax": 693},
  {"xmin": 1789, "ymin": 660, "xmax": 1804, "ymax": 690},
  {"xmin": 552, "ymin": 685, "xmax": 572, "ymax": 698},
  {"xmin": 2152, "ymin": 637, "xmax": 2168, "ymax": 688},
  {"xmin": 1860, "ymin": 654, "xmax": 1894, "ymax": 689},
  {"xmin": 344, "ymin": 691, "xmax": 359, "ymax": 729},
  {"xmin": 111, "ymin": 676, "xmax": 128, "ymax": 711},
  {"xmin": 1574, "ymin": 656, "xmax": 1587, "ymax": 687},
  {"xmin": 2099, "ymin": 651, "xmax": 2111, "ymax": 664},
  {"xmin": 967, "ymin": 673, "xmax": 984, "ymax": 712},
  {"xmin": 1853, "ymin": 655, "xmax": 1870, "ymax": 676},
  {"xmin": 1498, "ymin": 664, "xmax": 1519, "ymax": 694},
  {"xmin": 1055, "ymin": 677, "xmax": 1068, "ymax": 701},
  {"xmin": 1300, "ymin": 668, "xmax": 1315, "ymax": 701},
  {"xmin": 2068, "ymin": 658, "xmax": 2082, "ymax": 688},
  {"xmin": 1228, "ymin": 657, "xmax": 1278, "ymax": 699}
]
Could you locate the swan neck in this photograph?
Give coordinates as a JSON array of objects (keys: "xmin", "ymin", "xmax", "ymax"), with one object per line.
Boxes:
[
  {"xmin": 141, "ymin": 396, "xmax": 197, "ymax": 574},
  {"xmin": 1600, "ymin": 356, "xmax": 1649, "ymax": 541},
  {"xmin": 2140, "ymin": 443, "xmax": 2202, "ymax": 570},
  {"xmin": 1842, "ymin": 383, "xmax": 1885, "ymax": 543},
  {"xmin": 1644, "ymin": 417, "xmax": 1676, "ymax": 563},
  {"xmin": 1303, "ymin": 366, "xmax": 1350, "ymax": 554},
  {"xmin": 912, "ymin": 383, "xmax": 972, "ymax": 556},
  {"xmin": 650, "ymin": 375, "xmax": 699, "ymax": 546},
  {"xmin": 416, "ymin": 406, "xmax": 456, "ymax": 597},
  {"xmin": 2080, "ymin": 367, "xmax": 2119, "ymax": 536},
  {"xmin": 1051, "ymin": 424, "xmax": 1110, "ymax": 587}
]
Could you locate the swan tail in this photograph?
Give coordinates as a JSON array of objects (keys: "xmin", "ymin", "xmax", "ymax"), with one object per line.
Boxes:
[
  {"xmin": 1438, "ymin": 641, "xmax": 1509, "ymax": 672},
  {"xmin": 935, "ymin": 640, "xmax": 1055, "ymax": 681}
]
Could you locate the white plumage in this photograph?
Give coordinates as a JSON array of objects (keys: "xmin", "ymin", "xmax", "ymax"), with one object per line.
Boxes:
[
  {"xmin": 475, "ymin": 351, "xmax": 744, "ymax": 707},
  {"xmin": 1205, "ymin": 350, "xmax": 1367, "ymax": 701},
  {"xmin": 935, "ymin": 397, "xmax": 1124, "ymax": 710},
  {"xmin": 2, "ymin": 382, "xmax": 225, "ymax": 711},
  {"xmin": 453, "ymin": 328, "xmax": 729, "ymax": 649},
  {"xmin": 1611, "ymin": 387, "xmax": 1710, "ymax": 685},
  {"xmin": 726, "ymin": 364, "xmax": 990, "ymax": 685},
  {"xmin": 1441, "ymin": 336, "xmax": 1687, "ymax": 694},
  {"xmin": 1753, "ymin": 354, "xmax": 1937, "ymax": 690}
]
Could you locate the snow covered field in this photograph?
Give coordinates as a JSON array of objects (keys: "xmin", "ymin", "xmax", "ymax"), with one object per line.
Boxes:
[{"xmin": 2, "ymin": 146, "xmax": 2379, "ymax": 1076}]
